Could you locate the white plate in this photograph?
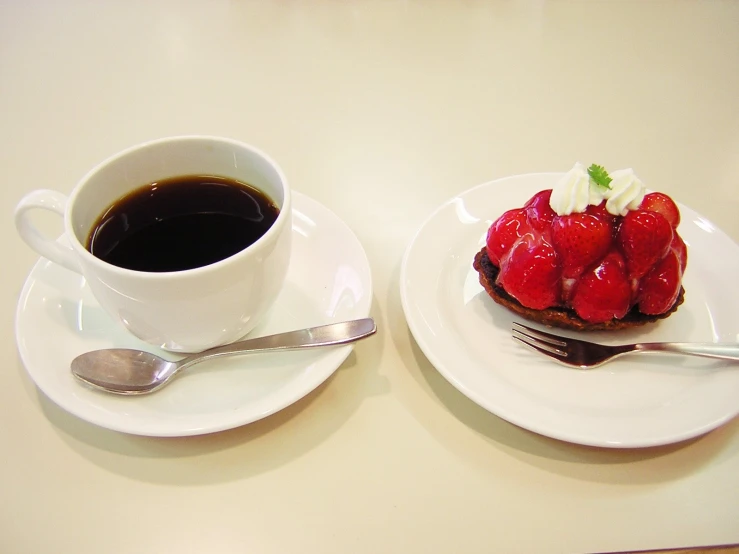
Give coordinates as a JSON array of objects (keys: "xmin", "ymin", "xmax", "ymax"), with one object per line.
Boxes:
[
  {"xmin": 401, "ymin": 173, "xmax": 739, "ymax": 448},
  {"xmin": 15, "ymin": 192, "xmax": 373, "ymax": 437}
]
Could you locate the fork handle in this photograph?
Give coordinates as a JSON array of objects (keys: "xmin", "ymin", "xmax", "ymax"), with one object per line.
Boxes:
[{"xmin": 634, "ymin": 342, "xmax": 739, "ymax": 363}]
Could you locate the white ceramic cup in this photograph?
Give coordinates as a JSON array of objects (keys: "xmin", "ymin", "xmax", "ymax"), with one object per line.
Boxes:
[{"xmin": 15, "ymin": 136, "xmax": 292, "ymax": 352}]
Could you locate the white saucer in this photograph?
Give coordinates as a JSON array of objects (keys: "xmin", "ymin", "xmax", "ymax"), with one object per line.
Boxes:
[
  {"xmin": 15, "ymin": 192, "xmax": 373, "ymax": 437},
  {"xmin": 401, "ymin": 173, "xmax": 739, "ymax": 448}
]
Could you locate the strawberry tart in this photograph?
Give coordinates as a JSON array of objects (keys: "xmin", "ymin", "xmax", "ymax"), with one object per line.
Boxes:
[{"xmin": 473, "ymin": 163, "xmax": 687, "ymax": 331}]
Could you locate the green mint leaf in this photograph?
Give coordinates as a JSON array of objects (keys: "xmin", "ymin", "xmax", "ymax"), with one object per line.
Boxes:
[{"xmin": 587, "ymin": 164, "xmax": 612, "ymax": 189}]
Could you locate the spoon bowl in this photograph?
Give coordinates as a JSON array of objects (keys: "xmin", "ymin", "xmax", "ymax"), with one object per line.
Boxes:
[{"xmin": 71, "ymin": 318, "xmax": 376, "ymax": 395}]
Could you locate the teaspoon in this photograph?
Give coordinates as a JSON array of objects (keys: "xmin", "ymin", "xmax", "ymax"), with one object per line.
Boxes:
[{"xmin": 71, "ymin": 318, "xmax": 376, "ymax": 395}]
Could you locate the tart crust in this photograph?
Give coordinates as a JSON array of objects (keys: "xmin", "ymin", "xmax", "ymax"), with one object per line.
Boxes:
[{"xmin": 473, "ymin": 247, "xmax": 685, "ymax": 331}]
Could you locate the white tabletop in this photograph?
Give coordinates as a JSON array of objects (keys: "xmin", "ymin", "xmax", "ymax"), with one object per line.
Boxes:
[{"xmin": 2, "ymin": 1, "xmax": 739, "ymax": 553}]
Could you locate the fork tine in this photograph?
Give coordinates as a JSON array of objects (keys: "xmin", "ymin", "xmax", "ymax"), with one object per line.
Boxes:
[
  {"xmin": 512, "ymin": 329, "xmax": 568, "ymax": 356},
  {"xmin": 512, "ymin": 336, "xmax": 571, "ymax": 365},
  {"xmin": 511, "ymin": 321, "xmax": 568, "ymax": 347}
]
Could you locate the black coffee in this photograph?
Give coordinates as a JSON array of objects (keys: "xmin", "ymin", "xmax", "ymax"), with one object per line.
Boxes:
[{"xmin": 87, "ymin": 175, "xmax": 280, "ymax": 272}]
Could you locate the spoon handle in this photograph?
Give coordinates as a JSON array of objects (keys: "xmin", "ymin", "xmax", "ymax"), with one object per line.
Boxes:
[{"xmin": 179, "ymin": 318, "xmax": 377, "ymax": 369}]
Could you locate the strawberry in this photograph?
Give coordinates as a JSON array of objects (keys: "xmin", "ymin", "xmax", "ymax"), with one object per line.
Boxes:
[
  {"xmin": 570, "ymin": 250, "xmax": 632, "ymax": 323},
  {"xmin": 524, "ymin": 189, "xmax": 556, "ymax": 232},
  {"xmin": 585, "ymin": 201, "xmax": 617, "ymax": 225},
  {"xmin": 551, "ymin": 213, "xmax": 613, "ymax": 278},
  {"xmin": 639, "ymin": 192, "xmax": 681, "ymax": 228},
  {"xmin": 670, "ymin": 233, "xmax": 688, "ymax": 274},
  {"xmin": 485, "ymin": 208, "xmax": 532, "ymax": 266},
  {"xmin": 616, "ymin": 210, "xmax": 673, "ymax": 279},
  {"xmin": 523, "ymin": 189, "xmax": 553, "ymax": 209},
  {"xmin": 497, "ymin": 238, "xmax": 561, "ymax": 310},
  {"xmin": 637, "ymin": 250, "xmax": 681, "ymax": 314}
]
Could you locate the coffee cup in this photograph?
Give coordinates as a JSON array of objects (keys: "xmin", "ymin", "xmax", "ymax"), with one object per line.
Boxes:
[{"xmin": 15, "ymin": 136, "xmax": 292, "ymax": 352}]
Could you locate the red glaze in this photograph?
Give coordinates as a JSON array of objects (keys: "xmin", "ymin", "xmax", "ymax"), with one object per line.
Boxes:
[
  {"xmin": 616, "ymin": 210, "xmax": 673, "ymax": 279},
  {"xmin": 585, "ymin": 201, "xmax": 617, "ymax": 225},
  {"xmin": 524, "ymin": 189, "xmax": 556, "ymax": 232},
  {"xmin": 485, "ymin": 208, "xmax": 532, "ymax": 266},
  {"xmin": 670, "ymin": 233, "xmax": 688, "ymax": 274},
  {"xmin": 637, "ymin": 251, "xmax": 682, "ymax": 315},
  {"xmin": 570, "ymin": 251, "xmax": 632, "ymax": 323},
  {"xmin": 639, "ymin": 192, "xmax": 681, "ymax": 228},
  {"xmin": 497, "ymin": 237, "xmax": 561, "ymax": 310}
]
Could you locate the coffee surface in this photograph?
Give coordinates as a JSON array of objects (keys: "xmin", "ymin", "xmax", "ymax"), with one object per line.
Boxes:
[{"xmin": 87, "ymin": 175, "xmax": 279, "ymax": 272}]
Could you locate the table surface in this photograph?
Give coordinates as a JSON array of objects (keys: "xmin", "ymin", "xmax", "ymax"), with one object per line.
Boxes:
[{"xmin": 2, "ymin": 1, "xmax": 738, "ymax": 553}]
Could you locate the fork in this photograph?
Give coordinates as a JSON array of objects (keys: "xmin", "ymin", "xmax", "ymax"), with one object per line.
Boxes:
[{"xmin": 512, "ymin": 322, "xmax": 739, "ymax": 369}]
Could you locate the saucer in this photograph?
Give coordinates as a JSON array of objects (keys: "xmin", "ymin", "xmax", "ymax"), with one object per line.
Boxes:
[
  {"xmin": 401, "ymin": 173, "xmax": 739, "ymax": 448},
  {"xmin": 15, "ymin": 192, "xmax": 373, "ymax": 437}
]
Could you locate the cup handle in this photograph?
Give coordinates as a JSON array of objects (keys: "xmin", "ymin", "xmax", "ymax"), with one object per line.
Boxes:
[{"xmin": 14, "ymin": 190, "xmax": 83, "ymax": 274}]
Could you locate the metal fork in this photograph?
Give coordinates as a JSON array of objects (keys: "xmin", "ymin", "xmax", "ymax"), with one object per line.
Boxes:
[{"xmin": 512, "ymin": 322, "xmax": 739, "ymax": 369}]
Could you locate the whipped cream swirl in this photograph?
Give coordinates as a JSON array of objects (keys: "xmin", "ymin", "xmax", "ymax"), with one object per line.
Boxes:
[
  {"xmin": 549, "ymin": 163, "xmax": 646, "ymax": 216},
  {"xmin": 604, "ymin": 168, "xmax": 646, "ymax": 216}
]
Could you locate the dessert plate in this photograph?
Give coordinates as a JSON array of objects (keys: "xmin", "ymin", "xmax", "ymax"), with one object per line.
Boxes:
[
  {"xmin": 15, "ymin": 192, "xmax": 373, "ymax": 437},
  {"xmin": 400, "ymin": 173, "xmax": 739, "ymax": 448}
]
